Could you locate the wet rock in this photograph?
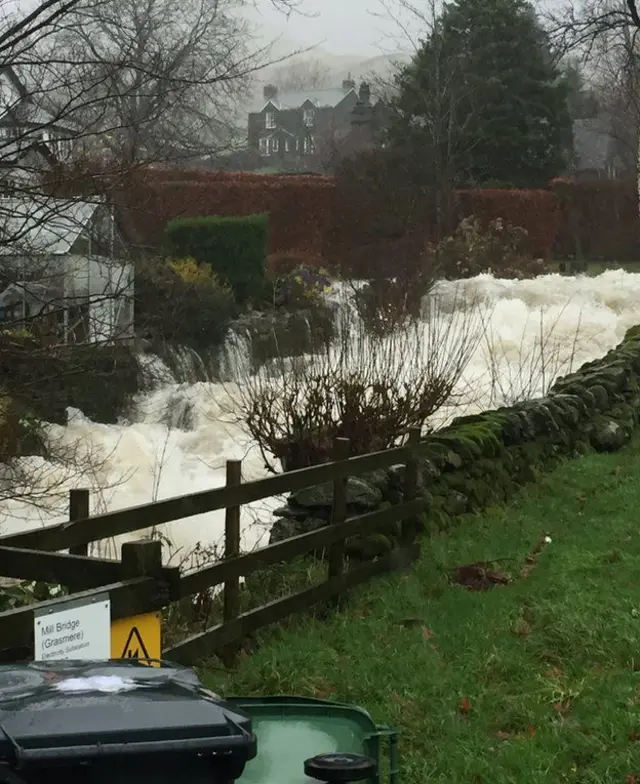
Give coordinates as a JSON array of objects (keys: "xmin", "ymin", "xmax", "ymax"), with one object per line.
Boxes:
[
  {"xmin": 345, "ymin": 534, "xmax": 393, "ymax": 561},
  {"xmin": 269, "ymin": 516, "xmax": 327, "ymax": 544},
  {"xmin": 443, "ymin": 490, "xmax": 469, "ymax": 516},
  {"xmin": 360, "ymin": 469, "xmax": 393, "ymax": 493},
  {"xmin": 271, "ymin": 505, "xmax": 310, "ymax": 520},
  {"xmin": 291, "ymin": 477, "xmax": 383, "ymax": 510},
  {"xmin": 589, "ymin": 384, "xmax": 609, "ymax": 411},
  {"xmin": 589, "ymin": 417, "xmax": 629, "ymax": 452}
]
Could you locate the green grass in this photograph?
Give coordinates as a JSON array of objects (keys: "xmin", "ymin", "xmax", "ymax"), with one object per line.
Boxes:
[{"xmin": 202, "ymin": 442, "xmax": 640, "ymax": 783}]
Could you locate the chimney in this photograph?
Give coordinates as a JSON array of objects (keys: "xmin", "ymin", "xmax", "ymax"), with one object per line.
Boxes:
[
  {"xmin": 358, "ymin": 81, "xmax": 371, "ymax": 105},
  {"xmin": 342, "ymin": 75, "xmax": 356, "ymax": 91},
  {"xmin": 264, "ymin": 84, "xmax": 278, "ymax": 101}
]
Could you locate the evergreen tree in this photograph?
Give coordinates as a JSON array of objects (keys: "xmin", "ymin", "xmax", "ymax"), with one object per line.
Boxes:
[{"xmin": 388, "ymin": 0, "xmax": 572, "ymax": 188}]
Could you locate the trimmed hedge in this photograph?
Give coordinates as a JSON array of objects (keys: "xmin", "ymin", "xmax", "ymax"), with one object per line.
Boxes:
[
  {"xmin": 550, "ymin": 177, "xmax": 640, "ymax": 262},
  {"xmin": 270, "ymin": 326, "xmax": 640, "ymax": 557},
  {"xmin": 121, "ymin": 174, "xmax": 332, "ymax": 258},
  {"xmin": 119, "ymin": 167, "xmax": 640, "ymax": 275},
  {"xmin": 165, "ymin": 214, "xmax": 269, "ymax": 303}
]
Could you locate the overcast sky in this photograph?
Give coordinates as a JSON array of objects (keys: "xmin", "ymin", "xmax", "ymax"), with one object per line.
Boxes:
[
  {"xmin": 248, "ymin": 0, "xmax": 560, "ymax": 59},
  {"xmin": 248, "ymin": 0, "xmax": 421, "ymax": 57}
]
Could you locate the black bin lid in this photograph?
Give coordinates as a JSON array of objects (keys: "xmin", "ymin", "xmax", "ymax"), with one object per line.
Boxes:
[{"xmin": 0, "ymin": 661, "xmax": 256, "ymax": 771}]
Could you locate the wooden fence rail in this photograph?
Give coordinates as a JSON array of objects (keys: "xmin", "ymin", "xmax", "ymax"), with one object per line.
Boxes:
[
  {"xmin": 0, "ymin": 431, "xmax": 425, "ymax": 664},
  {"xmin": 0, "ymin": 445, "xmax": 410, "ymax": 552}
]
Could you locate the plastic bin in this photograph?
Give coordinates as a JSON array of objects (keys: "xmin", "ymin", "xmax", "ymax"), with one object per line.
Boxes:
[
  {"xmin": 226, "ymin": 696, "xmax": 397, "ymax": 784},
  {"xmin": 0, "ymin": 660, "xmax": 256, "ymax": 784}
]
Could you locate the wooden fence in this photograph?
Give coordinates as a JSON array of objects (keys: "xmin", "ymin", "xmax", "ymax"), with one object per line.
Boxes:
[{"xmin": 0, "ymin": 430, "xmax": 426, "ymax": 665}]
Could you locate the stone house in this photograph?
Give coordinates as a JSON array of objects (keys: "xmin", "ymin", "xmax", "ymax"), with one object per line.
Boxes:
[{"xmin": 248, "ymin": 78, "xmax": 387, "ymax": 172}]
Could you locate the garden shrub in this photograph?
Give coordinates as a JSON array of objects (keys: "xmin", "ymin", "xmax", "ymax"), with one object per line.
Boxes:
[
  {"xmin": 266, "ymin": 251, "xmax": 327, "ymax": 279},
  {"xmin": 169, "ymin": 256, "xmax": 219, "ymax": 285},
  {"xmin": 135, "ymin": 257, "xmax": 236, "ymax": 352},
  {"xmin": 454, "ymin": 189, "xmax": 559, "ymax": 260},
  {"xmin": 273, "ymin": 265, "xmax": 333, "ymax": 309},
  {"xmin": 427, "ymin": 216, "xmax": 545, "ymax": 279},
  {"xmin": 165, "ymin": 214, "xmax": 269, "ymax": 303},
  {"xmin": 232, "ymin": 293, "xmax": 485, "ymax": 472}
]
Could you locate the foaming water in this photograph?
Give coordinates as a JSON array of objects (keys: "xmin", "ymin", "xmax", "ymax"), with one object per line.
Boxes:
[{"xmin": 1, "ymin": 270, "xmax": 638, "ymax": 563}]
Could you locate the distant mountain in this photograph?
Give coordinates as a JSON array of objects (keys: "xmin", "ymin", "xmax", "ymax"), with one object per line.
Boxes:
[{"xmin": 246, "ymin": 48, "xmax": 411, "ymax": 111}]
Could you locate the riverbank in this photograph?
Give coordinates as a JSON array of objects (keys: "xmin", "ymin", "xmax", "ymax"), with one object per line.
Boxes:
[{"xmin": 203, "ymin": 437, "xmax": 640, "ymax": 783}]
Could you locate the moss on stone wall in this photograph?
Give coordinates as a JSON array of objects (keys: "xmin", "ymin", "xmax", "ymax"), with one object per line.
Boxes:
[{"xmin": 270, "ymin": 326, "xmax": 640, "ymax": 558}]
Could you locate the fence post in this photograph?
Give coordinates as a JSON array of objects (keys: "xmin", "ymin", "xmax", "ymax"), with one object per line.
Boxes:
[
  {"xmin": 222, "ymin": 459, "xmax": 242, "ymax": 667},
  {"xmin": 121, "ymin": 537, "xmax": 179, "ymax": 612},
  {"xmin": 121, "ymin": 539, "xmax": 164, "ymax": 579},
  {"xmin": 68, "ymin": 489, "xmax": 90, "ymax": 556},
  {"xmin": 328, "ymin": 437, "xmax": 350, "ymax": 582},
  {"xmin": 402, "ymin": 427, "xmax": 422, "ymax": 549}
]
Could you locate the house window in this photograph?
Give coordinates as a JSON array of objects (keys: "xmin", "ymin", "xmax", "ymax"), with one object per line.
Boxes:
[
  {"xmin": 272, "ymin": 138, "xmax": 279, "ymax": 153},
  {"xmin": 303, "ymin": 137, "xmax": 314, "ymax": 154},
  {"xmin": 285, "ymin": 138, "xmax": 291, "ymax": 152},
  {"xmin": 0, "ymin": 178, "xmax": 15, "ymax": 198},
  {"xmin": 303, "ymin": 108, "xmax": 315, "ymax": 126},
  {"xmin": 259, "ymin": 137, "xmax": 269, "ymax": 155},
  {"xmin": 265, "ymin": 111, "xmax": 276, "ymax": 129}
]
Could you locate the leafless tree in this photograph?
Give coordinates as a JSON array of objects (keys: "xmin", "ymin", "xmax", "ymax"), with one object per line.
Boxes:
[
  {"xmin": 32, "ymin": 0, "xmax": 309, "ymax": 167},
  {"xmin": 545, "ymin": 0, "xmax": 640, "ymax": 58},
  {"xmin": 545, "ymin": 0, "xmax": 640, "ymax": 192},
  {"xmin": 0, "ymin": 0, "xmax": 295, "ymax": 528},
  {"xmin": 368, "ymin": 0, "xmax": 479, "ymax": 236},
  {"xmin": 584, "ymin": 20, "xmax": 640, "ymax": 173}
]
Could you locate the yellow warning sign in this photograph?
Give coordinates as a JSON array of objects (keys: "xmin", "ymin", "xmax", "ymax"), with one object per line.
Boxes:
[{"xmin": 111, "ymin": 612, "xmax": 161, "ymax": 667}]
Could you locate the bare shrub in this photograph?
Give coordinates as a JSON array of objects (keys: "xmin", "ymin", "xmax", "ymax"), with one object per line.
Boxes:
[
  {"xmin": 230, "ymin": 286, "xmax": 487, "ymax": 472},
  {"xmin": 481, "ymin": 304, "xmax": 585, "ymax": 407},
  {"xmin": 428, "ymin": 216, "xmax": 546, "ymax": 279},
  {"xmin": 350, "ymin": 216, "xmax": 542, "ymax": 339},
  {"xmin": 350, "ymin": 272, "xmax": 435, "ymax": 338}
]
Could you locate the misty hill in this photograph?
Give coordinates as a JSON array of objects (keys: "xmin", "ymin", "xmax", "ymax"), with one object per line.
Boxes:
[{"xmin": 246, "ymin": 48, "xmax": 410, "ymax": 112}]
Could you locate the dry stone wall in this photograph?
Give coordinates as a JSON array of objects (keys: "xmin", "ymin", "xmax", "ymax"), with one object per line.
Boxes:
[{"xmin": 270, "ymin": 326, "xmax": 640, "ymax": 558}]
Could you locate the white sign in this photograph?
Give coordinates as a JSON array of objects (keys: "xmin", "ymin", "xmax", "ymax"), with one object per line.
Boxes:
[{"xmin": 34, "ymin": 594, "xmax": 111, "ymax": 661}]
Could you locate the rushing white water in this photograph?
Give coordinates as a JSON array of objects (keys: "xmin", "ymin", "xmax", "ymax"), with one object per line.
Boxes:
[{"xmin": 1, "ymin": 269, "xmax": 639, "ymax": 566}]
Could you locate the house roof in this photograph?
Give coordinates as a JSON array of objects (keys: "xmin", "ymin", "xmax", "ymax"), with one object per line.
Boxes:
[
  {"xmin": 256, "ymin": 87, "xmax": 355, "ymax": 113},
  {"xmin": 0, "ymin": 197, "xmax": 99, "ymax": 255},
  {"xmin": 572, "ymin": 116, "xmax": 617, "ymax": 171}
]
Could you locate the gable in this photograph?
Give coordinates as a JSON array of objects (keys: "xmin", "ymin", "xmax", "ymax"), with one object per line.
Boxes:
[
  {"xmin": 70, "ymin": 203, "xmax": 125, "ymax": 258},
  {"xmin": 0, "ymin": 197, "xmax": 98, "ymax": 256}
]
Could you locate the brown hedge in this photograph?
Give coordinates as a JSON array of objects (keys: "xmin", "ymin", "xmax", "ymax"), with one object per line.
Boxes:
[
  {"xmin": 118, "ymin": 168, "xmax": 640, "ymax": 273},
  {"xmin": 550, "ymin": 177, "xmax": 640, "ymax": 262},
  {"xmin": 121, "ymin": 176, "xmax": 334, "ymax": 256}
]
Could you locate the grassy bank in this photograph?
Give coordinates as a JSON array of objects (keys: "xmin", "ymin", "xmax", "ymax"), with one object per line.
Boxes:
[{"xmin": 203, "ymin": 440, "xmax": 640, "ymax": 783}]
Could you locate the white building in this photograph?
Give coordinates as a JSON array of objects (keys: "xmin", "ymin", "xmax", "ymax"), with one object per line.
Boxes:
[{"xmin": 0, "ymin": 196, "xmax": 134, "ymax": 345}]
